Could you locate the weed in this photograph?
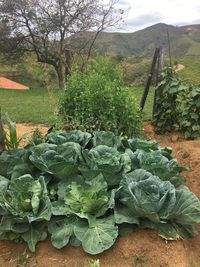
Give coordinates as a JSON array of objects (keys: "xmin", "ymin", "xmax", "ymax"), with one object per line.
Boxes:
[
  {"xmin": 133, "ymin": 254, "xmax": 148, "ymax": 267},
  {"xmin": 13, "ymin": 249, "xmax": 30, "ymax": 267},
  {"xmin": 88, "ymin": 259, "xmax": 100, "ymax": 267}
]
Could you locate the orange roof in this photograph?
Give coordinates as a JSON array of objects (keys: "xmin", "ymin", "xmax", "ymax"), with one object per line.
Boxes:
[{"xmin": 0, "ymin": 76, "xmax": 29, "ymax": 90}]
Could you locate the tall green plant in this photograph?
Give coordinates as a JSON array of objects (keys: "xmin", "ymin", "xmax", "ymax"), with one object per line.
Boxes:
[
  {"xmin": 2, "ymin": 113, "xmax": 23, "ymax": 150},
  {"xmin": 154, "ymin": 67, "xmax": 200, "ymax": 139},
  {"xmin": 59, "ymin": 57, "xmax": 143, "ymax": 137}
]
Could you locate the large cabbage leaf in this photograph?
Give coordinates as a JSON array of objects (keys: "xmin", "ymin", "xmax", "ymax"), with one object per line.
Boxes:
[
  {"xmin": 92, "ymin": 131, "xmax": 121, "ymax": 148},
  {"xmin": 74, "ymin": 216, "xmax": 118, "ymax": 255},
  {"xmin": 2, "ymin": 174, "xmax": 51, "ymax": 222},
  {"xmin": 80, "ymin": 145, "xmax": 131, "ymax": 186},
  {"xmin": 21, "ymin": 225, "xmax": 47, "ymax": 252},
  {"xmin": 52, "ymin": 174, "xmax": 110, "ymax": 219},
  {"xmin": 166, "ymin": 186, "xmax": 200, "ymax": 224},
  {"xmin": 48, "ymin": 216, "xmax": 78, "ymax": 249},
  {"xmin": 0, "ymin": 130, "xmax": 199, "ymax": 254},
  {"xmin": 122, "ymin": 137, "xmax": 173, "ymax": 159},
  {"xmin": 46, "ymin": 130, "xmax": 92, "ymax": 147},
  {"xmin": 119, "ymin": 169, "xmax": 176, "ymax": 223},
  {"xmin": 119, "ymin": 169, "xmax": 200, "ymax": 239},
  {"xmin": 123, "ymin": 138, "xmax": 160, "ymax": 152},
  {"xmin": 29, "ymin": 142, "xmax": 84, "ymax": 180},
  {"xmin": 0, "ymin": 149, "xmax": 36, "ymax": 179},
  {"xmin": 127, "ymin": 150, "xmax": 186, "ymax": 186}
]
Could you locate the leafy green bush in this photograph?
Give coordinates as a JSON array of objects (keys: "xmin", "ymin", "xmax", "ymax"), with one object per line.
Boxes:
[
  {"xmin": 59, "ymin": 57, "xmax": 143, "ymax": 137},
  {"xmin": 154, "ymin": 68, "xmax": 200, "ymax": 139},
  {"xmin": 0, "ymin": 130, "xmax": 200, "ymax": 254},
  {"xmin": 121, "ymin": 56, "xmax": 151, "ymax": 86}
]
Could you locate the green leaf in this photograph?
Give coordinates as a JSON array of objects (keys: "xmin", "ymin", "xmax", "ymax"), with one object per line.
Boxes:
[
  {"xmin": 5, "ymin": 175, "xmax": 51, "ymax": 222},
  {"xmin": 22, "ymin": 226, "xmax": 47, "ymax": 252},
  {"xmin": 118, "ymin": 223, "xmax": 137, "ymax": 236},
  {"xmin": 120, "ymin": 169, "xmax": 176, "ymax": 223},
  {"xmin": 46, "ymin": 130, "xmax": 92, "ymax": 148},
  {"xmin": 51, "ymin": 201, "xmax": 71, "ymax": 216},
  {"xmin": 29, "ymin": 142, "xmax": 83, "ymax": 180},
  {"xmin": 173, "ymin": 223, "xmax": 198, "ymax": 239},
  {"xmin": 74, "ymin": 216, "xmax": 118, "ymax": 255},
  {"xmin": 166, "ymin": 186, "xmax": 200, "ymax": 224},
  {"xmin": 62, "ymin": 175, "xmax": 110, "ymax": 218},
  {"xmin": 140, "ymin": 219, "xmax": 178, "ymax": 240},
  {"xmin": 48, "ymin": 216, "xmax": 77, "ymax": 249},
  {"xmin": 92, "ymin": 131, "xmax": 120, "ymax": 148},
  {"xmin": 114, "ymin": 204, "xmax": 139, "ymax": 224}
]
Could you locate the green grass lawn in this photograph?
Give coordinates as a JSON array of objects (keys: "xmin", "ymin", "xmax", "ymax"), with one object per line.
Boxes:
[
  {"xmin": 0, "ymin": 86, "xmax": 153, "ymax": 124},
  {"xmin": 0, "ymin": 88, "xmax": 61, "ymax": 125},
  {"xmin": 130, "ymin": 86, "xmax": 154, "ymax": 120}
]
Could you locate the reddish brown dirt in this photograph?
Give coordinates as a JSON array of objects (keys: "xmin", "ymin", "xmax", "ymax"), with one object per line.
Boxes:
[
  {"xmin": 0, "ymin": 123, "xmax": 200, "ymax": 267},
  {"xmin": 16, "ymin": 123, "xmax": 49, "ymax": 147},
  {"xmin": 0, "ymin": 76, "xmax": 29, "ymax": 90}
]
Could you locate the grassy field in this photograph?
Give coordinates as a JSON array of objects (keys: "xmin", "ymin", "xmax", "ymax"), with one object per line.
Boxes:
[
  {"xmin": 130, "ymin": 86, "xmax": 154, "ymax": 120},
  {"xmin": 178, "ymin": 56, "xmax": 200, "ymax": 85},
  {"xmin": 0, "ymin": 88, "xmax": 62, "ymax": 124},
  {"xmin": 0, "ymin": 87, "xmax": 154, "ymax": 125}
]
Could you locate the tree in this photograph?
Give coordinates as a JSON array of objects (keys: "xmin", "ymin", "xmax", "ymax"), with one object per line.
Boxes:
[{"xmin": 0, "ymin": 0, "xmax": 123, "ymax": 89}]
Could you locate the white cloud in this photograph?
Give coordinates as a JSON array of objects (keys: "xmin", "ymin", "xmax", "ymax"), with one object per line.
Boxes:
[{"xmin": 114, "ymin": 0, "xmax": 200, "ymax": 32}]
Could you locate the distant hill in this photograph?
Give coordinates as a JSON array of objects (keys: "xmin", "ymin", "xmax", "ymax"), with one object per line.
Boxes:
[{"xmin": 93, "ymin": 23, "xmax": 200, "ymax": 57}]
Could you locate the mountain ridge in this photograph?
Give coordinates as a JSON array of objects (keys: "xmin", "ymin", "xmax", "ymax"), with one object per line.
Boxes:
[{"xmin": 93, "ymin": 23, "xmax": 200, "ymax": 57}]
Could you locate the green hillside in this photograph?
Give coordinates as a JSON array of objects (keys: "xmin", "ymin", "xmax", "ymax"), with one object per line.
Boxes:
[{"xmin": 94, "ymin": 23, "xmax": 200, "ymax": 58}]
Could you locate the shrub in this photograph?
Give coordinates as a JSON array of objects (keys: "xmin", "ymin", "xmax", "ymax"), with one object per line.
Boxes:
[
  {"xmin": 58, "ymin": 57, "xmax": 143, "ymax": 137},
  {"xmin": 154, "ymin": 67, "xmax": 200, "ymax": 139},
  {"xmin": 121, "ymin": 56, "xmax": 151, "ymax": 86}
]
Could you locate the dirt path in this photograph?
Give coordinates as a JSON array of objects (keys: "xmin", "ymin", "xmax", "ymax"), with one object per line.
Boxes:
[{"xmin": 0, "ymin": 123, "xmax": 200, "ymax": 267}]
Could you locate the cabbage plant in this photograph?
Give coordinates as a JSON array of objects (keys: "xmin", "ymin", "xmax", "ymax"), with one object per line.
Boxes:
[{"xmin": 0, "ymin": 130, "xmax": 199, "ymax": 254}]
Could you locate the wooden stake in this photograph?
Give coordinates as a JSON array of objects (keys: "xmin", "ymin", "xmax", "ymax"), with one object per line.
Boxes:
[
  {"xmin": 153, "ymin": 47, "xmax": 164, "ymax": 117},
  {"xmin": 0, "ymin": 108, "xmax": 5, "ymax": 151},
  {"xmin": 140, "ymin": 48, "xmax": 159, "ymax": 110}
]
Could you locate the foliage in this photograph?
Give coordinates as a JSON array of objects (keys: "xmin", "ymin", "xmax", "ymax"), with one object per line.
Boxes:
[
  {"xmin": 59, "ymin": 57, "xmax": 143, "ymax": 137},
  {"xmin": 28, "ymin": 128, "xmax": 44, "ymax": 146},
  {"xmin": 121, "ymin": 56, "xmax": 151, "ymax": 86},
  {"xmin": 0, "ymin": 0, "xmax": 123, "ymax": 89},
  {"xmin": 88, "ymin": 259, "xmax": 100, "ymax": 267},
  {"xmin": 154, "ymin": 68, "xmax": 200, "ymax": 139},
  {"xmin": 1, "ymin": 113, "xmax": 24, "ymax": 150},
  {"xmin": 0, "ymin": 130, "xmax": 200, "ymax": 254}
]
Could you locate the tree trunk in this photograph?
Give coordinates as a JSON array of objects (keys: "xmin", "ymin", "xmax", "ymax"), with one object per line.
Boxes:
[
  {"xmin": 55, "ymin": 62, "xmax": 66, "ymax": 90},
  {"xmin": 65, "ymin": 49, "xmax": 72, "ymax": 76},
  {"xmin": 54, "ymin": 51, "xmax": 72, "ymax": 89}
]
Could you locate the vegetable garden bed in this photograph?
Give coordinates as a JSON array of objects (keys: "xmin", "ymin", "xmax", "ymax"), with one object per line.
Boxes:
[{"xmin": 0, "ymin": 123, "xmax": 200, "ymax": 267}]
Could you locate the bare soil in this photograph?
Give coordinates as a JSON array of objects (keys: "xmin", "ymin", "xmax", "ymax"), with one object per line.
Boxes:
[{"xmin": 0, "ymin": 123, "xmax": 200, "ymax": 267}]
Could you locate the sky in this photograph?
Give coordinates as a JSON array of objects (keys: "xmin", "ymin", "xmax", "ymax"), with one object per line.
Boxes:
[{"xmin": 115, "ymin": 0, "xmax": 200, "ymax": 32}]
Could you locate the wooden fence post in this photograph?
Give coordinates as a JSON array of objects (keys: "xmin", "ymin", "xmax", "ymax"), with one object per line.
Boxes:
[
  {"xmin": 153, "ymin": 47, "xmax": 164, "ymax": 117},
  {"xmin": 0, "ymin": 108, "xmax": 5, "ymax": 151},
  {"xmin": 140, "ymin": 48, "xmax": 160, "ymax": 110}
]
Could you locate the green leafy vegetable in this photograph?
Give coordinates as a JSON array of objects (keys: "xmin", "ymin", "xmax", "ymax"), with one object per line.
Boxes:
[
  {"xmin": 0, "ymin": 130, "xmax": 199, "ymax": 254},
  {"xmin": 74, "ymin": 216, "xmax": 118, "ymax": 255}
]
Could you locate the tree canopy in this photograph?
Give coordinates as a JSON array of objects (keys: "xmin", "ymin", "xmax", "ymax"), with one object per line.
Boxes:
[{"xmin": 0, "ymin": 0, "xmax": 124, "ymax": 88}]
